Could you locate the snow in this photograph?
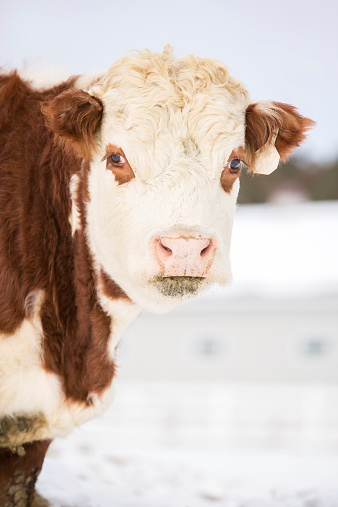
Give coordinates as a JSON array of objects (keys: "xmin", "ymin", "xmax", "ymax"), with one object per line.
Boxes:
[
  {"xmin": 39, "ymin": 445, "xmax": 338, "ymax": 507},
  {"xmin": 191, "ymin": 201, "xmax": 338, "ymax": 306},
  {"xmin": 37, "ymin": 382, "xmax": 338, "ymax": 506}
]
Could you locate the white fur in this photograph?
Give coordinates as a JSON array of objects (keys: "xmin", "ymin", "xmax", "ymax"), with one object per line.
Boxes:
[
  {"xmin": 69, "ymin": 173, "xmax": 81, "ymax": 235},
  {"xmin": 0, "ymin": 291, "xmax": 116, "ymax": 444},
  {"xmin": 75, "ymin": 71, "xmax": 104, "ymax": 91},
  {"xmin": 18, "ymin": 65, "xmax": 72, "ymax": 90},
  {"xmin": 10, "ymin": 66, "xmax": 102, "ymax": 93},
  {"xmin": 97, "ymin": 289, "xmax": 140, "ymax": 358},
  {"xmin": 85, "ymin": 48, "xmax": 247, "ymax": 312}
]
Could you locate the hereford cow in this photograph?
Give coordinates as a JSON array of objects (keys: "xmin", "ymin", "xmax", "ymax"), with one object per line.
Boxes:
[{"xmin": 0, "ymin": 46, "xmax": 314, "ymax": 505}]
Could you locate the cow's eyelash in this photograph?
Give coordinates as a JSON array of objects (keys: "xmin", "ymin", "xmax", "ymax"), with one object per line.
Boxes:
[
  {"xmin": 226, "ymin": 157, "xmax": 249, "ymax": 171},
  {"xmin": 102, "ymin": 153, "xmax": 126, "ymax": 164}
]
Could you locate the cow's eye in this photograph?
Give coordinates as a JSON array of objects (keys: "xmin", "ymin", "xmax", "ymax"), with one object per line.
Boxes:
[
  {"xmin": 228, "ymin": 158, "xmax": 242, "ymax": 172},
  {"xmin": 109, "ymin": 153, "xmax": 126, "ymax": 164}
]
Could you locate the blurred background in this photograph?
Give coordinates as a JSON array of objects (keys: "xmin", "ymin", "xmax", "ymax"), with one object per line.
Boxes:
[{"xmin": 1, "ymin": 1, "xmax": 338, "ymax": 505}]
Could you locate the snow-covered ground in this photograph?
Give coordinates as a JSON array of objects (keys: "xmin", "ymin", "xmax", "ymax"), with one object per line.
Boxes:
[
  {"xmin": 37, "ymin": 382, "xmax": 338, "ymax": 507},
  {"xmin": 210, "ymin": 201, "xmax": 338, "ymax": 300}
]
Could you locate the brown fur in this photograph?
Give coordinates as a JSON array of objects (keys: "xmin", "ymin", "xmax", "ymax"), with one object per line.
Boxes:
[
  {"xmin": 104, "ymin": 144, "xmax": 135, "ymax": 185},
  {"xmin": 0, "ymin": 440, "xmax": 51, "ymax": 507},
  {"xmin": 245, "ymin": 101, "xmax": 315, "ymax": 166},
  {"xmin": 0, "ymin": 72, "xmax": 115, "ymax": 403},
  {"xmin": 42, "ymin": 89, "xmax": 103, "ymax": 160},
  {"xmin": 0, "ymin": 72, "xmax": 77, "ymax": 335},
  {"xmin": 100, "ymin": 269, "xmax": 131, "ymax": 301},
  {"xmin": 40, "ymin": 160, "xmax": 115, "ymax": 401},
  {"xmin": 220, "ymin": 148, "xmax": 246, "ymax": 193}
]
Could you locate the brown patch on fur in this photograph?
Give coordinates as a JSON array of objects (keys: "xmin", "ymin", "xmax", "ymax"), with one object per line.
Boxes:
[
  {"xmin": 65, "ymin": 227, "xmax": 115, "ymax": 400},
  {"xmin": 0, "ymin": 439, "xmax": 51, "ymax": 507},
  {"xmin": 104, "ymin": 144, "xmax": 135, "ymax": 185},
  {"xmin": 0, "ymin": 72, "xmax": 116, "ymax": 403},
  {"xmin": 0, "ymin": 72, "xmax": 79, "ymax": 335},
  {"xmin": 245, "ymin": 101, "xmax": 315, "ymax": 167},
  {"xmin": 100, "ymin": 269, "xmax": 131, "ymax": 301},
  {"xmin": 41, "ymin": 162, "xmax": 116, "ymax": 401},
  {"xmin": 220, "ymin": 147, "xmax": 246, "ymax": 193},
  {"xmin": 42, "ymin": 89, "xmax": 103, "ymax": 160}
]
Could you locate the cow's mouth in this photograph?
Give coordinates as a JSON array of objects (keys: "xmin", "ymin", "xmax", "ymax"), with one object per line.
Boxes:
[{"xmin": 150, "ymin": 276, "xmax": 205, "ymax": 298}]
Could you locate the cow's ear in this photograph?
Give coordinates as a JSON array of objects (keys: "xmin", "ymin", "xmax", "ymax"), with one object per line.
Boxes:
[
  {"xmin": 245, "ymin": 101, "xmax": 315, "ymax": 174},
  {"xmin": 42, "ymin": 89, "xmax": 103, "ymax": 159}
]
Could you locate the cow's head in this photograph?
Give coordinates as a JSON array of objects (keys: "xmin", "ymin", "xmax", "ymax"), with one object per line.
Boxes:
[{"xmin": 43, "ymin": 47, "xmax": 314, "ymax": 312}]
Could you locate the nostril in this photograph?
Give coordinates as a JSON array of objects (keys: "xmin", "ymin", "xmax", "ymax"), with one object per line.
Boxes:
[
  {"xmin": 162, "ymin": 244, "xmax": 172, "ymax": 253},
  {"xmin": 200, "ymin": 240, "xmax": 213, "ymax": 257},
  {"xmin": 158, "ymin": 239, "xmax": 172, "ymax": 257}
]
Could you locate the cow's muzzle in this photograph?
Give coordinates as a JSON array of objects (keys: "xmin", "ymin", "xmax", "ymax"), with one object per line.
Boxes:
[{"xmin": 153, "ymin": 230, "xmax": 216, "ymax": 278}]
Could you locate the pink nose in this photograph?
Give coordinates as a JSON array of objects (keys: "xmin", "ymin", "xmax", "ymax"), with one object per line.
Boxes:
[{"xmin": 153, "ymin": 230, "xmax": 216, "ymax": 277}]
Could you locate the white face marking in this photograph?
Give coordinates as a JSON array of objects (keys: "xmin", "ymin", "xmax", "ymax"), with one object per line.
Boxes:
[{"xmin": 85, "ymin": 53, "xmax": 248, "ymax": 312}]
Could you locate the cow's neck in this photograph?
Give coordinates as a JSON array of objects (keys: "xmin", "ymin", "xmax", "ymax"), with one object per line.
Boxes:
[
  {"xmin": 43, "ymin": 158, "xmax": 140, "ymax": 403},
  {"xmin": 72, "ymin": 158, "xmax": 141, "ymax": 347}
]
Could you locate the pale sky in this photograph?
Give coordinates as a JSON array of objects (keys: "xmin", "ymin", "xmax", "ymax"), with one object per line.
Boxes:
[{"xmin": 1, "ymin": 0, "xmax": 337, "ymax": 161}]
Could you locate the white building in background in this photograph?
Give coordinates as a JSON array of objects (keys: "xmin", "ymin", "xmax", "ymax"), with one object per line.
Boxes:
[{"xmin": 118, "ymin": 201, "xmax": 338, "ymax": 384}]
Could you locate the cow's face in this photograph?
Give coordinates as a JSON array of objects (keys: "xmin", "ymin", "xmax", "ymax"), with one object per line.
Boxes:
[
  {"xmin": 43, "ymin": 48, "xmax": 314, "ymax": 312},
  {"xmin": 84, "ymin": 61, "xmax": 248, "ymax": 312}
]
